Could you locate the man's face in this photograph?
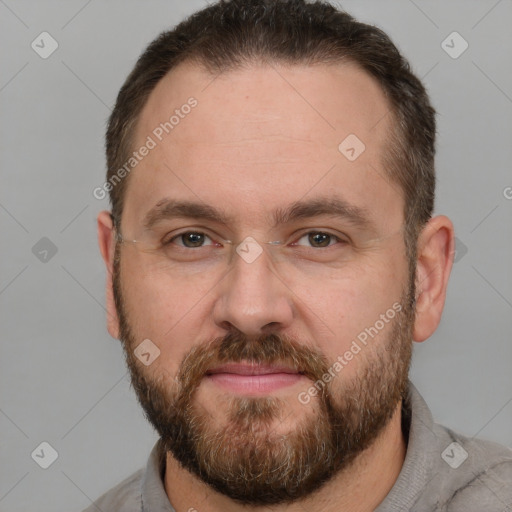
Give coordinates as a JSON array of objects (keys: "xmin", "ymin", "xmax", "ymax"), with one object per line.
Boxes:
[{"xmin": 112, "ymin": 62, "xmax": 415, "ymax": 504}]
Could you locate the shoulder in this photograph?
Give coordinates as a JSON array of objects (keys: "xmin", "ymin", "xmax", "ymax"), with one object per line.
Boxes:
[
  {"xmin": 396, "ymin": 383, "xmax": 512, "ymax": 511},
  {"xmin": 81, "ymin": 468, "xmax": 143, "ymax": 512},
  {"xmin": 433, "ymin": 425, "xmax": 512, "ymax": 511}
]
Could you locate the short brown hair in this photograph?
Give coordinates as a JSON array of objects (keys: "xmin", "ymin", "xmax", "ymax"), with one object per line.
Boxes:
[{"xmin": 106, "ymin": 0, "xmax": 436, "ymax": 265}]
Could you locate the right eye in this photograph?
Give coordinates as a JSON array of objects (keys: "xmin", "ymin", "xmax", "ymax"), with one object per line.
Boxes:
[{"xmin": 164, "ymin": 231, "xmax": 219, "ymax": 248}]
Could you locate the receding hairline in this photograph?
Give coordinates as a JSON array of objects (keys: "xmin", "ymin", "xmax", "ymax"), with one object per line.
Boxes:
[
  {"xmin": 133, "ymin": 55, "xmax": 396, "ymax": 132},
  {"xmin": 123, "ymin": 56, "xmax": 403, "ymax": 214}
]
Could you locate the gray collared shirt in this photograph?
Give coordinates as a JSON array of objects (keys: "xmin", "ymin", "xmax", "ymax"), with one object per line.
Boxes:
[{"xmin": 83, "ymin": 381, "xmax": 512, "ymax": 511}]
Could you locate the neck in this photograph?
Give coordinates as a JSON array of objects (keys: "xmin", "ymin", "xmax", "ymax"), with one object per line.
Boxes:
[{"xmin": 163, "ymin": 401, "xmax": 406, "ymax": 512}]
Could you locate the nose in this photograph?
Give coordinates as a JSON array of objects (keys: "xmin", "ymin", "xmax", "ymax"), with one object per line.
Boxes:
[{"xmin": 212, "ymin": 244, "xmax": 294, "ymax": 336}]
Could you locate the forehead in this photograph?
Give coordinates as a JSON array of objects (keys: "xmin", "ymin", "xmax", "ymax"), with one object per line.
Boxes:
[
  {"xmin": 136, "ymin": 60, "xmax": 391, "ymax": 149},
  {"xmin": 124, "ymin": 60, "xmax": 402, "ymax": 232}
]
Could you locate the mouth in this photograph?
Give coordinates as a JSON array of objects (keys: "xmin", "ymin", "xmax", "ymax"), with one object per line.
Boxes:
[
  {"xmin": 205, "ymin": 362, "xmax": 306, "ymax": 394},
  {"xmin": 206, "ymin": 363, "xmax": 303, "ymax": 376}
]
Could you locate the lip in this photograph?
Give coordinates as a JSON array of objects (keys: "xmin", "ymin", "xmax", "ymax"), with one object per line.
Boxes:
[
  {"xmin": 206, "ymin": 363, "xmax": 301, "ymax": 376},
  {"xmin": 205, "ymin": 363, "xmax": 305, "ymax": 395}
]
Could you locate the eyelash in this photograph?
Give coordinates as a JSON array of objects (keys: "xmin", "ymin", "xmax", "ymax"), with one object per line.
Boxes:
[{"xmin": 162, "ymin": 230, "xmax": 348, "ymax": 249}]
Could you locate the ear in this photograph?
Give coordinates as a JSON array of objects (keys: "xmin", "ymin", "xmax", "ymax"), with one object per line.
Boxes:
[
  {"xmin": 97, "ymin": 210, "xmax": 120, "ymax": 339},
  {"xmin": 413, "ymin": 215, "xmax": 454, "ymax": 342}
]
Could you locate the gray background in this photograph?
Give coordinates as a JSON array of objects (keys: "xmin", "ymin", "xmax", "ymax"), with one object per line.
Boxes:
[{"xmin": 1, "ymin": 0, "xmax": 511, "ymax": 510}]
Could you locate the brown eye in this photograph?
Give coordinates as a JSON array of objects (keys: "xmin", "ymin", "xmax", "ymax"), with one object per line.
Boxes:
[
  {"xmin": 294, "ymin": 231, "xmax": 344, "ymax": 248},
  {"xmin": 167, "ymin": 231, "xmax": 214, "ymax": 248},
  {"xmin": 308, "ymin": 232, "xmax": 332, "ymax": 247},
  {"xmin": 181, "ymin": 232, "xmax": 205, "ymax": 247}
]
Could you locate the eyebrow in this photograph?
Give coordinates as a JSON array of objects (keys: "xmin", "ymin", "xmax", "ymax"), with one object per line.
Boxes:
[
  {"xmin": 272, "ymin": 197, "xmax": 372, "ymax": 230},
  {"xmin": 143, "ymin": 199, "xmax": 235, "ymax": 230},
  {"xmin": 142, "ymin": 196, "xmax": 374, "ymax": 232}
]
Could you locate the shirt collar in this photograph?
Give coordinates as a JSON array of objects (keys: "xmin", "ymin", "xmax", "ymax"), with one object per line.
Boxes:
[
  {"xmin": 141, "ymin": 438, "xmax": 175, "ymax": 511},
  {"xmin": 375, "ymin": 380, "xmax": 437, "ymax": 510}
]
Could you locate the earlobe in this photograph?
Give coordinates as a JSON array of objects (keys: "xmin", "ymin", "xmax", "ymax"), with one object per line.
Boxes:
[
  {"xmin": 412, "ymin": 215, "xmax": 454, "ymax": 342},
  {"xmin": 97, "ymin": 210, "xmax": 121, "ymax": 339}
]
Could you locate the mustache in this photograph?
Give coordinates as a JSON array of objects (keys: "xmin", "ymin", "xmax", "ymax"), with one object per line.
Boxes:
[{"xmin": 175, "ymin": 330, "xmax": 331, "ymax": 403}]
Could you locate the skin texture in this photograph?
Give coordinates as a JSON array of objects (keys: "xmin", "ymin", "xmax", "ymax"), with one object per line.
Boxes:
[{"xmin": 98, "ymin": 61, "xmax": 454, "ymax": 512}]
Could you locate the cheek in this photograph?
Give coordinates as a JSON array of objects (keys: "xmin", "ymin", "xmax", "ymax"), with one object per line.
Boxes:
[
  {"xmin": 122, "ymin": 255, "xmax": 214, "ymax": 320},
  {"xmin": 296, "ymin": 257, "xmax": 405, "ymax": 367},
  {"xmin": 119, "ymin": 259, "xmax": 217, "ymax": 372}
]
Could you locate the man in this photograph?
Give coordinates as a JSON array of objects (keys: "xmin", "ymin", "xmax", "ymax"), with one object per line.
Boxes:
[{"xmin": 88, "ymin": 0, "xmax": 512, "ymax": 510}]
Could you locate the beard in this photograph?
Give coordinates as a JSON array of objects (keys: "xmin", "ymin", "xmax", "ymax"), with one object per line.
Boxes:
[{"xmin": 112, "ymin": 244, "xmax": 416, "ymax": 506}]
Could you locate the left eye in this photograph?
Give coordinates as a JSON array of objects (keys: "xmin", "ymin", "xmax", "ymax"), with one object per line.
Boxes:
[{"xmin": 293, "ymin": 232, "xmax": 343, "ymax": 248}]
